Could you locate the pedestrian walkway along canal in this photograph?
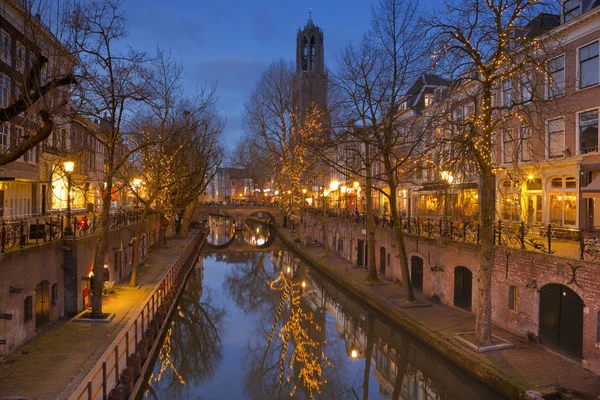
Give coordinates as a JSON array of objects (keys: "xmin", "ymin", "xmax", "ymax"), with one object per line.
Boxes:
[{"xmin": 139, "ymin": 218, "xmax": 505, "ymax": 399}]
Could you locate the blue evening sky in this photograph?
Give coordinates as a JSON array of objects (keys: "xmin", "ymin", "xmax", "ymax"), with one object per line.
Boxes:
[{"xmin": 120, "ymin": 0, "xmax": 443, "ymax": 149}]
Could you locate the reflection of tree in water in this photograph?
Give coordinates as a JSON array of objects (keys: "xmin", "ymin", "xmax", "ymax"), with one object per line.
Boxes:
[
  {"xmin": 223, "ymin": 252, "xmax": 279, "ymax": 314},
  {"xmin": 241, "ymin": 255, "xmax": 332, "ymax": 400},
  {"xmin": 144, "ymin": 269, "xmax": 225, "ymax": 400}
]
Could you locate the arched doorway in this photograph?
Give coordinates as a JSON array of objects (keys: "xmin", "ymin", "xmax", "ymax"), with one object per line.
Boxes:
[
  {"xmin": 35, "ymin": 280, "xmax": 50, "ymax": 331},
  {"xmin": 379, "ymin": 247, "xmax": 386, "ymax": 274},
  {"xmin": 453, "ymin": 267, "xmax": 472, "ymax": 310},
  {"xmin": 539, "ymin": 284, "xmax": 583, "ymax": 359},
  {"xmin": 411, "ymin": 256, "xmax": 424, "ymax": 291}
]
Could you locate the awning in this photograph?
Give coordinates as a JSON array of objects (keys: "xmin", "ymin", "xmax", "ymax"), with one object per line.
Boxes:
[{"xmin": 582, "ymin": 176, "xmax": 600, "ymax": 198}]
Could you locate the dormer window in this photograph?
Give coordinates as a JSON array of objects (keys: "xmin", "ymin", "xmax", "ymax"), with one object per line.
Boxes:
[
  {"xmin": 424, "ymin": 93, "xmax": 433, "ymax": 107},
  {"xmin": 399, "ymin": 100, "xmax": 407, "ymax": 111},
  {"xmin": 563, "ymin": 0, "xmax": 581, "ymax": 22}
]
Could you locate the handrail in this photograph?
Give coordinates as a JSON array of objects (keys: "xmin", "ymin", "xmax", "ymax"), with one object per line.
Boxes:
[{"xmin": 69, "ymin": 232, "xmax": 202, "ymax": 400}]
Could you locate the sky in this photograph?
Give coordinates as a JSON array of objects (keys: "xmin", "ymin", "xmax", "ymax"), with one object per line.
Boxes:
[{"xmin": 108, "ymin": 0, "xmax": 441, "ymax": 150}]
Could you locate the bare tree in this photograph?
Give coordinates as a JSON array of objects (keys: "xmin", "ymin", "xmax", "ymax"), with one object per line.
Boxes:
[
  {"xmin": 428, "ymin": 0, "xmax": 560, "ymax": 344},
  {"xmin": 0, "ymin": 0, "xmax": 76, "ymax": 165},
  {"xmin": 243, "ymin": 59, "xmax": 324, "ymax": 234},
  {"xmin": 64, "ymin": 0, "xmax": 150, "ymax": 317}
]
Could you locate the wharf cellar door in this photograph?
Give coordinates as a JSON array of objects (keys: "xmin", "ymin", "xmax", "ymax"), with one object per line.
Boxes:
[
  {"xmin": 411, "ymin": 256, "xmax": 424, "ymax": 291},
  {"xmin": 453, "ymin": 267, "xmax": 472, "ymax": 311},
  {"xmin": 539, "ymin": 284, "xmax": 583, "ymax": 359}
]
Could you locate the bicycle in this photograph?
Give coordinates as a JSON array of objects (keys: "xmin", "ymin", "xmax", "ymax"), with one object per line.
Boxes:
[{"xmin": 584, "ymin": 236, "xmax": 600, "ymax": 261}]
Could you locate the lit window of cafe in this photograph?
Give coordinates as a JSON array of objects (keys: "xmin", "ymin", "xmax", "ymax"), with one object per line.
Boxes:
[
  {"xmin": 499, "ymin": 179, "xmax": 521, "ymax": 222},
  {"xmin": 549, "ymin": 176, "xmax": 577, "ymax": 227}
]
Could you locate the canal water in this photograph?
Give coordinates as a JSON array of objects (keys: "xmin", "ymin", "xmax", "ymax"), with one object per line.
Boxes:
[{"xmin": 140, "ymin": 216, "xmax": 506, "ymax": 399}]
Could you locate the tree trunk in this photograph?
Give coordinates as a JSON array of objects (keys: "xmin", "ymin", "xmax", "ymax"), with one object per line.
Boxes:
[
  {"xmin": 388, "ymin": 185, "xmax": 414, "ymax": 301},
  {"xmin": 476, "ymin": 168, "xmax": 495, "ymax": 345},
  {"xmin": 180, "ymin": 200, "xmax": 195, "ymax": 238},
  {"xmin": 129, "ymin": 206, "xmax": 149, "ymax": 287},
  {"xmin": 157, "ymin": 213, "xmax": 168, "ymax": 249},
  {"xmin": 365, "ymin": 175, "xmax": 377, "ymax": 281},
  {"xmin": 90, "ymin": 183, "xmax": 112, "ymax": 317}
]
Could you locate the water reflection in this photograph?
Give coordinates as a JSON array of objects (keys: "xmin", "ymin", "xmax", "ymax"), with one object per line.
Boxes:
[
  {"xmin": 206, "ymin": 215, "xmax": 273, "ymax": 249},
  {"xmin": 142, "ymin": 241, "xmax": 505, "ymax": 399},
  {"xmin": 143, "ymin": 261, "xmax": 225, "ymax": 400}
]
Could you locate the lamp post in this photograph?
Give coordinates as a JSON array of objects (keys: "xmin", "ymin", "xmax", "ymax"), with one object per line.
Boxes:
[
  {"xmin": 132, "ymin": 178, "xmax": 142, "ymax": 206},
  {"xmin": 322, "ymin": 187, "xmax": 329, "ymax": 256},
  {"xmin": 302, "ymin": 188, "xmax": 307, "ymax": 222},
  {"xmin": 64, "ymin": 161, "xmax": 75, "ymax": 237}
]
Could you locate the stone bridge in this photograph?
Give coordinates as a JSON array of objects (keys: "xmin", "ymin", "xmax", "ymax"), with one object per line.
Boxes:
[{"xmin": 194, "ymin": 206, "xmax": 282, "ymax": 226}]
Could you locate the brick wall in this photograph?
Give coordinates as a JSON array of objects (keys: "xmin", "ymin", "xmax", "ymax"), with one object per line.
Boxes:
[
  {"xmin": 303, "ymin": 214, "xmax": 600, "ymax": 374},
  {"xmin": 0, "ymin": 214, "xmax": 159, "ymax": 358}
]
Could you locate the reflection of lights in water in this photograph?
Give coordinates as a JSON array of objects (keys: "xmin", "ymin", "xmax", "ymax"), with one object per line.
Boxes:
[
  {"xmin": 287, "ymin": 266, "xmax": 291, "ymax": 273},
  {"xmin": 301, "ymin": 281, "xmax": 306, "ymax": 288},
  {"xmin": 351, "ymin": 349, "xmax": 358, "ymax": 358},
  {"xmin": 256, "ymin": 238, "xmax": 265, "ymax": 246}
]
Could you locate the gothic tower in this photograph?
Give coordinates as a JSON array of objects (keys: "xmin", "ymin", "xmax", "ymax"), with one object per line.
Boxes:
[{"xmin": 295, "ymin": 12, "xmax": 327, "ymax": 119}]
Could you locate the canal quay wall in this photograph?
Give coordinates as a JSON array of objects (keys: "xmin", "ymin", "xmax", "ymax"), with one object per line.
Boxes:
[
  {"xmin": 0, "ymin": 214, "xmax": 160, "ymax": 358},
  {"xmin": 69, "ymin": 230, "xmax": 206, "ymax": 400},
  {"xmin": 293, "ymin": 215, "xmax": 600, "ymax": 396}
]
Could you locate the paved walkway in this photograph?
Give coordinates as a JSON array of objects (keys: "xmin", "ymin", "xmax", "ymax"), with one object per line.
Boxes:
[
  {"xmin": 278, "ymin": 228, "xmax": 600, "ymax": 399},
  {"xmin": 0, "ymin": 236, "xmax": 195, "ymax": 400}
]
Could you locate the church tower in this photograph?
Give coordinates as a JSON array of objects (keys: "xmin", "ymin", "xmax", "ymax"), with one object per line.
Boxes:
[{"xmin": 295, "ymin": 12, "xmax": 327, "ymax": 119}]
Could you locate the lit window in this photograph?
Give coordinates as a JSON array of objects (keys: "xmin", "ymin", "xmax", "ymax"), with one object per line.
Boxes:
[
  {"xmin": 547, "ymin": 118, "xmax": 565, "ymax": 158},
  {"xmin": 424, "ymin": 93, "xmax": 433, "ymax": 107},
  {"xmin": 548, "ymin": 56, "xmax": 565, "ymax": 98},
  {"xmin": 580, "ymin": 42, "xmax": 599, "ymax": 89},
  {"xmin": 579, "ymin": 110, "xmax": 598, "ymax": 154}
]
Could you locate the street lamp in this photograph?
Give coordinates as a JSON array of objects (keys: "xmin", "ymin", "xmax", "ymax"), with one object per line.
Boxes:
[
  {"xmin": 132, "ymin": 178, "xmax": 142, "ymax": 206},
  {"xmin": 323, "ymin": 187, "xmax": 329, "ymax": 256},
  {"xmin": 63, "ymin": 160, "xmax": 75, "ymax": 237}
]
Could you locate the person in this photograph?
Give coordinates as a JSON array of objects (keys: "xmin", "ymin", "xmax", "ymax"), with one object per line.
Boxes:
[{"xmin": 80, "ymin": 214, "xmax": 89, "ymax": 229}]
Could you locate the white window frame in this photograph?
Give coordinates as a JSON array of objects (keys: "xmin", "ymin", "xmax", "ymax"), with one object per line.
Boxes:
[
  {"xmin": 576, "ymin": 107, "xmax": 600, "ymax": 155},
  {"xmin": 0, "ymin": 73, "xmax": 9, "ymax": 108},
  {"xmin": 501, "ymin": 79, "xmax": 513, "ymax": 108},
  {"xmin": 519, "ymin": 126, "xmax": 532, "ymax": 162},
  {"xmin": 546, "ymin": 116, "xmax": 566, "ymax": 158},
  {"xmin": 547, "ymin": 54, "xmax": 565, "ymax": 99},
  {"xmin": 0, "ymin": 122, "xmax": 9, "ymax": 153},
  {"xmin": 577, "ymin": 39, "xmax": 600, "ymax": 91},
  {"xmin": 502, "ymin": 129, "xmax": 514, "ymax": 164}
]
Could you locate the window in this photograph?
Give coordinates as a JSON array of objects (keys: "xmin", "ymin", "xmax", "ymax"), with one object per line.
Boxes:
[
  {"xmin": 15, "ymin": 42, "xmax": 25, "ymax": 73},
  {"xmin": 0, "ymin": 30, "xmax": 10, "ymax": 64},
  {"xmin": 24, "ymin": 296, "xmax": 33, "ymax": 322},
  {"xmin": 503, "ymin": 130, "xmax": 514, "ymax": 164},
  {"xmin": 563, "ymin": 0, "xmax": 581, "ymax": 22},
  {"xmin": 424, "ymin": 93, "xmax": 433, "ymax": 107},
  {"xmin": 519, "ymin": 126, "xmax": 531, "ymax": 162},
  {"xmin": 547, "ymin": 118, "xmax": 565, "ymax": 158},
  {"xmin": 0, "ymin": 75, "xmax": 9, "ymax": 108},
  {"xmin": 502, "ymin": 79, "xmax": 512, "ymax": 108},
  {"xmin": 51, "ymin": 283, "xmax": 58, "ymax": 306},
  {"xmin": 579, "ymin": 41, "xmax": 599, "ymax": 89},
  {"xmin": 579, "ymin": 110, "xmax": 598, "ymax": 154},
  {"xmin": 0, "ymin": 123, "xmax": 9, "ymax": 153},
  {"xmin": 520, "ymin": 71, "xmax": 532, "ymax": 103},
  {"xmin": 508, "ymin": 286, "xmax": 519, "ymax": 312},
  {"xmin": 549, "ymin": 176, "xmax": 577, "ymax": 226},
  {"xmin": 548, "ymin": 56, "xmax": 565, "ymax": 98}
]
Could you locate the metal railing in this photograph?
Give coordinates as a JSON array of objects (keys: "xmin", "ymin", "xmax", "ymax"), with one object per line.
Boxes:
[
  {"xmin": 70, "ymin": 231, "xmax": 203, "ymax": 400},
  {"xmin": 304, "ymin": 207, "xmax": 588, "ymax": 260},
  {"xmin": 0, "ymin": 208, "xmax": 144, "ymax": 253}
]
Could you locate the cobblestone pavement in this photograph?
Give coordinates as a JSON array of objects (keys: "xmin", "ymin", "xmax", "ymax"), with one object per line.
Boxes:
[
  {"xmin": 277, "ymin": 228, "xmax": 600, "ymax": 399},
  {"xmin": 0, "ymin": 236, "xmax": 195, "ymax": 400}
]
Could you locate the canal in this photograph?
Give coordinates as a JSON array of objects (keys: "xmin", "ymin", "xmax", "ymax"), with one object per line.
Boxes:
[{"xmin": 140, "ymin": 216, "xmax": 506, "ymax": 399}]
